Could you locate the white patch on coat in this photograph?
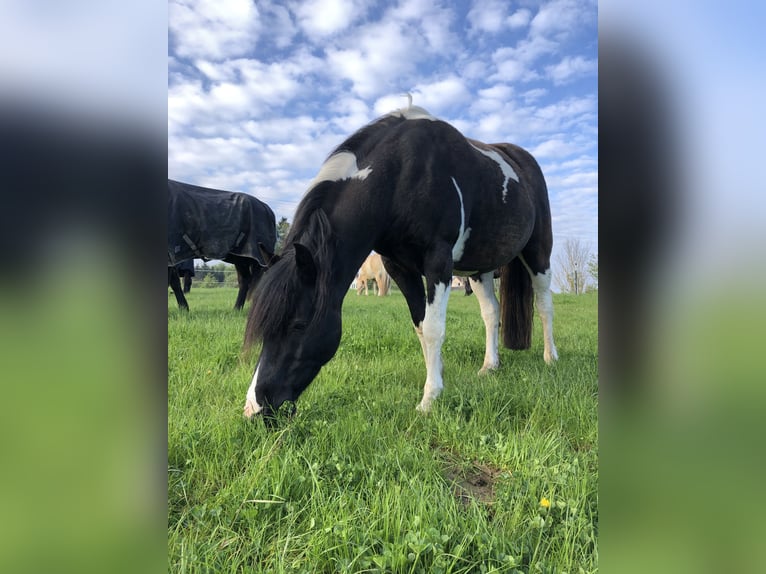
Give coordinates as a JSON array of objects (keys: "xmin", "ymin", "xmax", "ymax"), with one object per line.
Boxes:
[
  {"xmin": 416, "ymin": 282, "xmax": 451, "ymax": 412},
  {"xmin": 450, "ymin": 177, "xmax": 472, "ymax": 262},
  {"xmin": 308, "ymin": 151, "xmax": 372, "ymax": 190},
  {"xmin": 469, "ymin": 272, "xmax": 501, "ymax": 373},
  {"xmin": 243, "ymin": 365, "xmax": 263, "ymax": 418},
  {"xmin": 469, "ymin": 142, "xmax": 519, "ymax": 202}
]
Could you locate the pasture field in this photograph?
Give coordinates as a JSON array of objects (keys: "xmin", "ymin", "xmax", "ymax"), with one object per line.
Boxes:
[{"xmin": 168, "ymin": 287, "xmax": 598, "ymax": 573}]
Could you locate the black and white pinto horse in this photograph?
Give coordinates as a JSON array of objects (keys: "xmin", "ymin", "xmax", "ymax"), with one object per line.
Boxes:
[
  {"xmin": 168, "ymin": 179, "xmax": 277, "ymax": 311},
  {"xmin": 243, "ymin": 105, "xmax": 557, "ymax": 421},
  {"xmin": 168, "ymin": 259, "xmax": 195, "ymax": 310}
]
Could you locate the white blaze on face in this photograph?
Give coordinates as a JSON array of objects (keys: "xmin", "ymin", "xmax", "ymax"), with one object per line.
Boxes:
[
  {"xmin": 469, "ymin": 143, "xmax": 519, "ymax": 202},
  {"xmin": 243, "ymin": 365, "xmax": 263, "ymax": 418},
  {"xmin": 307, "ymin": 151, "xmax": 372, "ymax": 191},
  {"xmin": 450, "ymin": 177, "xmax": 471, "ymax": 262}
]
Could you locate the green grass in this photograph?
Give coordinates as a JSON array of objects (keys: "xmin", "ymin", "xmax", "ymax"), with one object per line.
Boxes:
[{"xmin": 169, "ymin": 288, "xmax": 598, "ymax": 573}]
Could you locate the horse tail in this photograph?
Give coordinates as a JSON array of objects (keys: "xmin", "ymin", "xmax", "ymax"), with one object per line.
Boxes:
[{"xmin": 500, "ymin": 257, "xmax": 533, "ymax": 349}]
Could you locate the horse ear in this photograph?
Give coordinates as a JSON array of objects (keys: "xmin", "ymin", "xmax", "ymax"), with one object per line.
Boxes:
[
  {"xmin": 258, "ymin": 242, "xmax": 278, "ymax": 267},
  {"xmin": 293, "ymin": 243, "xmax": 317, "ymax": 285}
]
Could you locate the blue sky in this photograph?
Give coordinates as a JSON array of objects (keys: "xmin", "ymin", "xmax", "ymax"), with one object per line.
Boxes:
[{"xmin": 168, "ymin": 0, "xmax": 598, "ymax": 276}]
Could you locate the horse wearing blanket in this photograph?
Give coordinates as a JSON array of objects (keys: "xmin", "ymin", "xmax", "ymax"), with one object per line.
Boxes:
[{"xmin": 243, "ymin": 105, "xmax": 558, "ymax": 422}]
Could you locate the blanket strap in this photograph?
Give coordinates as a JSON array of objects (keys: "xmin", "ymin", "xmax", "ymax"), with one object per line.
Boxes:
[{"xmin": 182, "ymin": 234, "xmax": 204, "ymax": 258}]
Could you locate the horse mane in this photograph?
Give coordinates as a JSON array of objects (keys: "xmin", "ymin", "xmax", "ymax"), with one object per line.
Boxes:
[{"xmin": 244, "ymin": 192, "xmax": 336, "ymax": 349}]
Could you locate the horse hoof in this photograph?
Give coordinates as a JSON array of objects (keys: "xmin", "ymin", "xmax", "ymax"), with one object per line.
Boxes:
[
  {"xmin": 478, "ymin": 364, "xmax": 498, "ymax": 376},
  {"xmin": 243, "ymin": 399, "xmax": 262, "ymax": 419}
]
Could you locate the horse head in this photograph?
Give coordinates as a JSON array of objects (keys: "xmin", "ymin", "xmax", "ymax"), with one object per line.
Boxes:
[{"xmin": 244, "ymin": 243, "xmax": 342, "ymax": 424}]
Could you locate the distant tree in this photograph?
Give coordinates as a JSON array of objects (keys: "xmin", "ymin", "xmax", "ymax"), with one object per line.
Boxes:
[
  {"xmin": 555, "ymin": 238, "xmax": 592, "ymax": 294},
  {"xmin": 195, "ymin": 261, "xmax": 228, "ymax": 286},
  {"xmin": 210, "ymin": 262, "xmax": 227, "ymax": 283},
  {"xmin": 275, "ymin": 217, "xmax": 291, "ymax": 254},
  {"xmin": 587, "ymin": 253, "xmax": 598, "ymax": 290}
]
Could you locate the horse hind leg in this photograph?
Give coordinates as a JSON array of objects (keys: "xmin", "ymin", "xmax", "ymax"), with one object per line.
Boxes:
[
  {"xmin": 519, "ymin": 255, "xmax": 558, "ymax": 363},
  {"xmin": 469, "ymin": 271, "xmax": 500, "ymax": 374},
  {"xmin": 169, "ymin": 268, "xmax": 189, "ymax": 311},
  {"xmin": 377, "ymin": 273, "xmax": 390, "ymax": 296}
]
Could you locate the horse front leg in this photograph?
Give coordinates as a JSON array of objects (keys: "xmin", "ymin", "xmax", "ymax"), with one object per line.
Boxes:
[
  {"xmin": 380, "ymin": 257, "xmax": 433, "ymax": 408},
  {"xmin": 169, "ymin": 268, "xmax": 189, "ymax": 311},
  {"xmin": 414, "ymin": 248, "xmax": 454, "ymax": 411},
  {"xmin": 233, "ymin": 263, "xmax": 251, "ymax": 310},
  {"xmin": 417, "ymin": 276, "xmax": 452, "ymax": 411},
  {"xmin": 468, "ymin": 271, "xmax": 500, "ymax": 374}
]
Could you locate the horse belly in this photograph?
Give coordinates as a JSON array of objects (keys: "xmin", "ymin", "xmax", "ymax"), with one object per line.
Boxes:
[{"xmin": 453, "ymin": 219, "xmax": 534, "ymax": 273}]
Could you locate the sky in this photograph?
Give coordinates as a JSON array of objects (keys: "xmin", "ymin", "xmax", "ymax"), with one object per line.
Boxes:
[{"xmin": 168, "ymin": 0, "xmax": 598, "ymax": 277}]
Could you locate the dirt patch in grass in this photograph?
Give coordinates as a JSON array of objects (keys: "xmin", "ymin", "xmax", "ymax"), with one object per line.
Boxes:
[{"xmin": 435, "ymin": 444, "xmax": 505, "ymax": 507}]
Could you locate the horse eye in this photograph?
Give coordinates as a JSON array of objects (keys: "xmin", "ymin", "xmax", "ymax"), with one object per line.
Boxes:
[{"xmin": 291, "ymin": 321, "xmax": 308, "ymax": 332}]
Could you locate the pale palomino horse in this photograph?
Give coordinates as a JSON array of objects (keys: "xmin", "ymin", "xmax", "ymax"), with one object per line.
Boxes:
[{"xmin": 356, "ymin": 252, "xmax": 391, "ymax": 296}]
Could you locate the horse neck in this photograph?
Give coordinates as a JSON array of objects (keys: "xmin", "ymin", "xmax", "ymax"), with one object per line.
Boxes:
[
  {"xmin": 299, "ymin": 185, "xmax": 382, "ymax": 305},
  {"xmin": 326, "ymin": 240, "xmax": 376, "ymax": 305}
]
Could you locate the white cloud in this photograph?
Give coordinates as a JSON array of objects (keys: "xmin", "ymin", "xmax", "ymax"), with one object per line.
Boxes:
[
  {"xmin": 389, "ymin": 0, "xmax": 457, "ymax": 53},
  {"xmin": 546, "ymin": 56, "xmax": 597, "ymax": 85},
  {"xmin": 468, "ymin": 0, "xmax": 510, "ymax": 34},
  {"xmin": 389, "ymin": 0, "xmax": 433, "ymax": 21},
  {"xmin": 169, "ymin": 0, "xmax": 260, "ymax": 60},
  {"xmin": 242, "ymin": 115, "xmax": 326, "ymax": 144},
  {"xmin": 530, "ymin": 0, "xmax": 596, "ymax": 39},
  {"xmin": 470, "ymin": 84, "xmax": 514, "ymax": 114},
  {"xmin": 507, "ymin": 9, "xmax": 532, "ymax": 29},
  {"xmin": 530, "ymin": 138, "xmax": 580, "ymax": 159},
  {"xmin": 489, "ymin": 35, "xmax": 559, "ymax": 83},
  {"xmin": 491, "ymin": 57, "xmax": 530, "ymax": 83},
  {"xmin": 295, "ymin": 0, "xmax": 366, "ymax": 39},
  {"xmin": 262, "ymin": 2, "xmax": 297, "ymax": 49},
  {"xmin": 521, "ymin": 88, "xmax": 548, "ymax": 103},
  {"xmin": 325, "ymin": 20, "xmax": 419, "ymax": 98},
  {"xmin": 412, "ymin": 75, "xmax": 472, "ymax": 113},
  {"xmin": 478, "ymin": 84, "xmax": 513, "ymax": 101}
]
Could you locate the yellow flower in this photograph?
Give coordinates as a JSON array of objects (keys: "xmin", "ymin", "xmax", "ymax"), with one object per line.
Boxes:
[{"xmin": 539, "ymin": 497, "xmax": 551, "ymax": 508}]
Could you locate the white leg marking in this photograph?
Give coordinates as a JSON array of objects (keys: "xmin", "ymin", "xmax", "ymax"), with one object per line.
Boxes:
[
  {"xmin": 519, "ymin": 257, "xmax": 558, "ymax": 363},
  {"xmin": 450, "ymin": 178, "xmax": 472, "ymax": 262},
  {"xmin": 243, "ymin": 364, "xmax": 263, "ymax": 418},
  {"xmin": 469, "ymin": 272, "xmax": 500, "ymax": 374},
  {"xmin": 417, "ymin": 282, "xmax": 451, "ymax": 412},
  {"xmin": 414, "ymin": 323, "xmax": 428, "ymax": 364}
]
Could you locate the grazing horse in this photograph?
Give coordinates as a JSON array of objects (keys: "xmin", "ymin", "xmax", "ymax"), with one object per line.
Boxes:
[
  {"xmin": 243, "ymin": 105, "xmax": 557, "ymax": 421},
  {"xmin": 168, "ymin": 179, "xmax": 277, "ymax": 310},
  {"xmin": 168, "ymin": 259, "xmax": 196, "ymax": 310},
  {"xmin": 356, "ymin": 252, "xmax": 391, "ymax": 296}
]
